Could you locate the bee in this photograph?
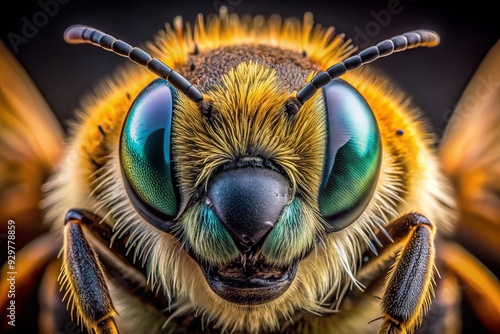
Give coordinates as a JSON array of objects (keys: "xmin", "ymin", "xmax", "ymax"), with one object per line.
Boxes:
[{"xmin": 1, "ymin": 6, "xmax": 500, "ymax": 334}]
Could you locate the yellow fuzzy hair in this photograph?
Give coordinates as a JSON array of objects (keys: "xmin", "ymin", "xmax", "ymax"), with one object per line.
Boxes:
[{"xmin": 45, "ymin": 7, "xmax": 456, "ymax": 334}]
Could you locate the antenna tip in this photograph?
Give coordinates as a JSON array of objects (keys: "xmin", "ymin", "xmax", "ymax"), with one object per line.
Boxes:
[
  {"xmin": 64, "ymin": 25, "xmax": 91, "ymax": 44},
  {"xmin": 416, "ymin": 29, "xmax": 441, "ymax": 47}
]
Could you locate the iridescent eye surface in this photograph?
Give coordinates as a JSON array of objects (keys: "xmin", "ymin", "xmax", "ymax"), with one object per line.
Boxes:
[
  {"xmin": 318, "ymin": 79, "xmax": 382, "ymax": 232},
  {"xmin": 120, "ymin": 79, "xmax": 179, "ymax": 230}
]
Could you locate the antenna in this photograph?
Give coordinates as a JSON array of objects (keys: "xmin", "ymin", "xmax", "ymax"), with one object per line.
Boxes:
[
  {"xmin": 64, "ymin": 25, "xmax": 204, "ymax": 103},
  {"xmin": 295, "ymin": 29, "xmax": 440, "ymax": 105}
]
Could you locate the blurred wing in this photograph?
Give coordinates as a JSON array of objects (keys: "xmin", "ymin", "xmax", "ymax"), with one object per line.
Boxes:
[
  {"xmin": 439, "ymin": 39, "xmax": 500, "ymax": 269},
  {"xmin": 439, "ymin": 40, "xmax": 500, "ymax": 332},
  {"xmin": 0, "ymin": 41, "xmax": 64, "ymax": 250},
  {"xmin": 439, "ymin": 241, "xmax": 500, "ymax": 332}
]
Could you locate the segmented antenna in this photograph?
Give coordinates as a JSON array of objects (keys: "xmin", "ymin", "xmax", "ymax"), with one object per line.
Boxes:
[
  {"xmin": 64, "ymin": 25, "xmax": 204, "ymax": 103},
  {"xmin": 296, "ymin": 29, "xmax": 440, "ymax": 104}
]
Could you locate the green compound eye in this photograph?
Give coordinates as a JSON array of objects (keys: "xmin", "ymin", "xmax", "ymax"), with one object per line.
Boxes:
[
  {"xmin": 120, "ymin": 79, "xmax": 179, "ymax": 232},
  {"xmin": 318, "ymin": 79, "xmax": 382, "ymax": 232}
]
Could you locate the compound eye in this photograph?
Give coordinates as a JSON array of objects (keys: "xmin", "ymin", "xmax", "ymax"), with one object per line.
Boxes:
[
  {"xmin": 318, "ymin": 79, "xmax": 382, "ymax": 232},
  {"xmin": 120, "ymin": 79, "xmax": 179, "ymax": 230}
]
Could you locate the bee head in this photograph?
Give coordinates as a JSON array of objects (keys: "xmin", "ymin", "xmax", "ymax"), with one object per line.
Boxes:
[{"xmin": 64, "ymin": 22, "xmax": 439, "ymax": 311}]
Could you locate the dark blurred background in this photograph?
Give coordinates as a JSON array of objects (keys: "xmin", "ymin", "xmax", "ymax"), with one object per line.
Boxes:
[{"xmin": 0, "ymin": 0, "xmax": 499, "ymax": 333}]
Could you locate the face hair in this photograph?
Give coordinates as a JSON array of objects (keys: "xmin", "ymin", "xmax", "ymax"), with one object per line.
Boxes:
[{"xmin": 64, "ymin": 25, "xmax": 439, "ymax": 114}]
